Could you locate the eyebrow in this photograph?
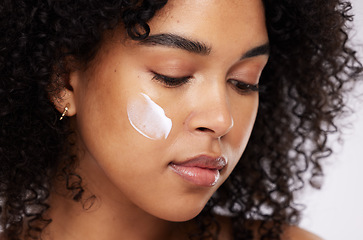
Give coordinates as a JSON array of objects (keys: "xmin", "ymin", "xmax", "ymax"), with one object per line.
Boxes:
[
  {"xmin": 241, "ymin": 43, "xmax": 270, "ymax": 59},
  {"xmin": 140, "ymin": 33, "xmax": 211, "ymax": 55},
  {"xmin": 139, "ymin": 33, "xmax": 269, "ymax": 58}
]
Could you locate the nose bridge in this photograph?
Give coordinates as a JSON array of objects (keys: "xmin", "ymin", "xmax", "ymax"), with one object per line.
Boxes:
[{"xmin": 186, "ymin": 80, "xmax": 234, "ymax": 138}]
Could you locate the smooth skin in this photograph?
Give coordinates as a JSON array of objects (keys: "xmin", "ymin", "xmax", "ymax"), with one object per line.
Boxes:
[{"xmin": 48, "ymin": 0, "xmax": 322, "ymax": 239}]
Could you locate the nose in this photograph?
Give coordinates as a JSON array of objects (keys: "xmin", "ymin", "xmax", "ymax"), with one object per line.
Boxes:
[{"xmin": 185, "ymin": 85, "xmax": 234, "ymax": 138}]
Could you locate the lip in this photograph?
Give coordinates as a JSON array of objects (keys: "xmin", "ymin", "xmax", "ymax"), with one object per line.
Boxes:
[{"xmin": 169, "ymin": 155, "xmax": 227, "ymax": 187}]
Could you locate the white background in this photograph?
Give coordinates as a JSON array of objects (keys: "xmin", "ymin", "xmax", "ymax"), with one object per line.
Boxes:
[{"xmin": 300, "ymin": 1, "xmax": 363, "ymax": 239}]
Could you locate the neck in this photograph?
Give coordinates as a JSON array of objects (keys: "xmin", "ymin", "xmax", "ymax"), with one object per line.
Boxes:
[
  {"xmin": 42, "ymin": 155, "xmax": 189, "ymax": 240},
  {"xmin": 44, "ymin": 192, "xmax": 181, "ymax": 240}
]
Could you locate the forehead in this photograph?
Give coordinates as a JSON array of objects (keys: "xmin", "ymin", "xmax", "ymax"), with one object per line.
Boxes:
[{"xmin": 146, "ymin": 0, "xmax": 268, "ymax": 53}]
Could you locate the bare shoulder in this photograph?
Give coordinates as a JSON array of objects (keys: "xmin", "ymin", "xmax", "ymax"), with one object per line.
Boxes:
[
  {"xmin": 282, "ymin": 226, "xmax": 324, "ymax": 240},
  {"xmin": 213, "ymin": 217, "xmax": 323, "ymax": 240},
  {"xmin": 246, "ymin": 220, "xmax": 323, "ymax": 240}
]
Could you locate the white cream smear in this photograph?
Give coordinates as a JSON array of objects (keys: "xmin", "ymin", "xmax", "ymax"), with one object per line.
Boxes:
[{"xmin": 127, "ymin": 93, "xmax": 172, "ymax": 140}]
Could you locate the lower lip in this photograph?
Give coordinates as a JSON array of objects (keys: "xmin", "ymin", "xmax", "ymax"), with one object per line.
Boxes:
[{"xmin": 169, "ymin": 164, "xmax": 220, "ymax": 187}]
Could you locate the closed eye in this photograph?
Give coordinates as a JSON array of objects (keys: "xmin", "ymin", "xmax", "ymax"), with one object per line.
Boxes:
[
  {"xmin": 228, "ymin": 79, "xmax": 259, "ymax": 95},
  {"xmin": 152, "ymin": 72, "xmax": 191, "ymax": 87}
]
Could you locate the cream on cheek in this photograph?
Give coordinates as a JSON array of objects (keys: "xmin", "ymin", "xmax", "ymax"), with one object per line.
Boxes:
[{"xmin": 127, "ymin": 93, "xmax": 172, "ymax": 140}]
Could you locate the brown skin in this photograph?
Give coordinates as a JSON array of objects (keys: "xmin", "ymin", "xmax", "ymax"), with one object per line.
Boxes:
[
  {"xmin": 47, "ymin": 0, "xmax": 321, "ymax": 239},
  {"xmin": 216, "ymin": 217, "xmax": 323, "ymax": 240},
  {"xmin": 282, "ymin": 227, "xmax": 323, "ymax": 240}
]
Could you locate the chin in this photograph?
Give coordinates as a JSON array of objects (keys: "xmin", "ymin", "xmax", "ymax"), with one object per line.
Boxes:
[
  {"xmin": 163, "ymin": 208, "xmax": 204, "ymax": 222},
  {"xmin": 152, "ymin": 201, "xmax": 207, "ymax": 222}
]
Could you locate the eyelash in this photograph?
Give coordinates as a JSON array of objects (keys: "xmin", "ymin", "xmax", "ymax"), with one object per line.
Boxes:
[
  {"xmin": 152, "ymin": 72, "xmax": 260, "ymax": 94},
  {"xmin": 228, "ymin": 79, "xmax": 260, "ymax": 94},
  {"xmin": 152, "ymin": 72, "xmax": 191, "ymax": 87}
]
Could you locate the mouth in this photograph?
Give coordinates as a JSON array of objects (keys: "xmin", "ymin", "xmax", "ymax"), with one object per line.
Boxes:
[{"xmin": 169, "ymin": 155, "xmax": 227, "ymax": 187}]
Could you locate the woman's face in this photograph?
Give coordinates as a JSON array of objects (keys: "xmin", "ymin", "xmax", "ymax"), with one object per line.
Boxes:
[{"xmin": 67, "ymin": 0, "xmax": 268, "ymax": 221}]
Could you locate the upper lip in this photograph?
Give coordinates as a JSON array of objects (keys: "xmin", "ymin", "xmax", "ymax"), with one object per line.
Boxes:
[{"xmin": 170, "ymin": 155, "xmax": 227, "ymax": 170}]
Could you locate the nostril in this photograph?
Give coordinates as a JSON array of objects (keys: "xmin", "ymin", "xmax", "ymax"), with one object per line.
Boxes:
[{"xmin": 197, "ymin": 127, "xmax": 213, "ymax": 132}]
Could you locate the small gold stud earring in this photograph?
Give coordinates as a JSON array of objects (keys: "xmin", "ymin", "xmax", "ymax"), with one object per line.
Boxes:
[{"xmin": 59, "ymin": 104, "xmax": 69, "ymax": 120}]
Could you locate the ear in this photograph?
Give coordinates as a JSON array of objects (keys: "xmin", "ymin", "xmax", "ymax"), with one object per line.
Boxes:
[{"xmin": 50, "ymin": 70, "xmax": 79, "ymax": 119}]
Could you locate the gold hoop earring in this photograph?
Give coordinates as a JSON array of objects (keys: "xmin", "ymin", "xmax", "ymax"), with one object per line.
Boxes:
[{"xmin": 59, "ymin": 104, "xmax": 69, "ymax": 120}]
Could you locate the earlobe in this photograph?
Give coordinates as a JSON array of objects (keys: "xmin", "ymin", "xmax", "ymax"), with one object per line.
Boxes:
[{"xmin": 50, "ymin": 71, "xmax": 78, "ymax": 119}]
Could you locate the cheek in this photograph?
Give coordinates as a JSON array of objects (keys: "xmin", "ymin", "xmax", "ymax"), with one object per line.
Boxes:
[
  {"xmin": 225, "ymin": 97, "xmax": 259, "ymax": 161},
  {"xmin": 127, "ymin": 93, "xmax": 173, "ymax": 140}
]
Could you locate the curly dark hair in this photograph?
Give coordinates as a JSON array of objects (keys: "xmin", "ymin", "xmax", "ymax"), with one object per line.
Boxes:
[{"xmin": 0, "ymin": 0, "xmax": 361, "ymax": 239}]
